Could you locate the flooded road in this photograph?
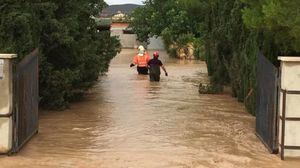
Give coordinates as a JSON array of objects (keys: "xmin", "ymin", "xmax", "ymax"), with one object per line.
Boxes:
[{"xmin": 1, "ymin": 49, "xmax": 299, "ymax": 168}]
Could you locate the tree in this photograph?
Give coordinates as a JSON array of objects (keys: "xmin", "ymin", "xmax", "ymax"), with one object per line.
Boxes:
[
  {"xmin": 0, "ymin": 0, "xmax": 121, "ymax": 109},
  {"xmin": 242, "ymin": 0, "xmax": 300, "ymax": 54},
  {"xmin": 130, "ymin": 0, "xmax": 299, "ymax": 115}
]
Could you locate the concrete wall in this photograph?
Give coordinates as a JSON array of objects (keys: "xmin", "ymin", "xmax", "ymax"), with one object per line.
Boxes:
[
  {"xmin": 111, "ymin": 27, "xmax": 164, "ymax": 50},
  {"xmin": 0, "ymin": 117, "xmax": 12, "ymax": 153},
  {"xmin": 0, "ymin": 59, "xmax": 13, "ymax": 115},
  {"xmin": 278, "ymin": 57, "xmax": 300, "ymax": 158},
  {"xmin": 147, "ymin": 36, "xmax": 165, "ymax": 50},
  {"xmin": 111, "ymin": 28, "xmax": 139, "ymax": 49},
  {"xmin": 0, "ymin": 54, "xmax": 16, "ymax": 154}
]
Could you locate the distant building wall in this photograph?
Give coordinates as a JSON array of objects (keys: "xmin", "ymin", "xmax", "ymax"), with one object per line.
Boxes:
[
  {"xmin": 110, "ymin": 23, "xmax": 164, "ymax": 50},
  {"xmin": 147, "ymin": 37, "xmax": 165, "ymax": 50},
  {"xmin": 118, "ymin": 33, "xmax": 139, "ymax": 49},
  {"xmin": 111, "ymin": 25, "xmax": 139, "ymax": 49}
]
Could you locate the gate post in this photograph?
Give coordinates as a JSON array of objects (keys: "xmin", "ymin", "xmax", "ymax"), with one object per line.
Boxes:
[
  {"xmin": 0, "ymin": 54, "xmax": 17, "ymax": 154},
  {"xmin": 278, "ymin": 56, "xmax": 300, "ymax": 160}
]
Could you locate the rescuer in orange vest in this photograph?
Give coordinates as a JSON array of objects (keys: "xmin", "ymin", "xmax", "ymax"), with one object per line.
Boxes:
[{"xmin": 130, "ymin": 45, "xmax": 150, "ymax": 75}]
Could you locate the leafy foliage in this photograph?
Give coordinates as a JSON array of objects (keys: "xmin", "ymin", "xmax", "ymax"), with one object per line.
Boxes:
[
  {"xmin": 130, "ymin": 0, "xmax": 197, "ymax": 53},
  {"xmin": 242, "ymin": 0, "xmax": 300, "ymax": 54},
  {"xmin": 0, "ymin": 0, "xmax": 121, "ymax": 109},
  {"xmin": 130, "ymin": 0, "xmax": 299, "ymax": 115}
]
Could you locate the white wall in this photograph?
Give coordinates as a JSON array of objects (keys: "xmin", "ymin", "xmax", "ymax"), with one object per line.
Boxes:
[
  {"xmin": 278, "ymin": 57, "xmax": 300, "ymax": 158},
  {"xmin": 147, "ymin": 36, "xmax": 165, "ymax": 50},
  {"xmin": 0, "ymin": 55, "xmax": 15, "ymax": 154},
  {"xmin": 111, "ymin": 28, "xmax": 164, "ymax": 50}
]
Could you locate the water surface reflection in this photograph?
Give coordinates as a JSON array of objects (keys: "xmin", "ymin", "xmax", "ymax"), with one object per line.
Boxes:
[{"xmin": 0, "ymin": 49, "xmax": 299, "ymax": 168}]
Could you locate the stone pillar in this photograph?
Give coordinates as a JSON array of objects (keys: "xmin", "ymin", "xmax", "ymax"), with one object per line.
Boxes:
[
  {"xmin": 0, "ymin": 54, "xmax": 17, "ymax": 154},
  {"xmin": 278, "ymin": 57, "xmax": 300, "ymax": 159}
]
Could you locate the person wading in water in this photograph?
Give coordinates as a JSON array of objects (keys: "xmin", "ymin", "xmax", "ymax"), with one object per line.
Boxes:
[
  {"xmin": 130, "ymin": 45, "xmax": 150, "ymax": 75},
  {"xmin": 147, "ymin": 51, "xmax": 168, "ymax": 82}
]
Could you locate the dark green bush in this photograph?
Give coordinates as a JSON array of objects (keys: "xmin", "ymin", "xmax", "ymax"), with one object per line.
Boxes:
[
  {"xmin": 0, "ymin": 0, "xmax": 121, "ymax": 110},
  {"xmin": 130, "ymin": 0, "xmax": 300, "ymax": 115},
  {"xmin": 167, "ymin": 47, "xmax": 177, "ymax": 58}
]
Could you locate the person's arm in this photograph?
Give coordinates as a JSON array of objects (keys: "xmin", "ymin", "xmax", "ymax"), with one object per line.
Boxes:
[
  {"xmin": 161, "ymin": 65, "xmax": 168, "ymax": 76},
  {"xmin": 159, "ymin": 60, "xmax": 168, "ymax": 76},
  {"xmin": 130, "ymin": 55, "xmax": 138, "ymax": 67}
]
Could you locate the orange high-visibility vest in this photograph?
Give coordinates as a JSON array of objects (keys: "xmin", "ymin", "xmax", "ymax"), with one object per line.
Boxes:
[{"xmin": 133, "ymin": 52, "xmax": 150, "ymax": 67}]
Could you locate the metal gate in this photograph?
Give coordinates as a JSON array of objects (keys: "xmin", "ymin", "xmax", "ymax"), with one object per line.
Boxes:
[
  {"xmin": 13, "ymin": 49, "xmax": 39, "ymax": 152},
  {"xmin": 256, "ymin": 52, "xmax": 279, "ymax": 153}
]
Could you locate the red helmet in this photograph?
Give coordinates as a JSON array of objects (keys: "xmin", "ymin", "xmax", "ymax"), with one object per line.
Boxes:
[{"xmin": 153, "ymin": 51, "xmax": 159, "ymax": 58}]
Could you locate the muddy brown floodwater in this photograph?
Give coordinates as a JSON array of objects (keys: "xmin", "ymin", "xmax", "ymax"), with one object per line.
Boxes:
[{"xmin": 1, "ymin": 49, "xmax": 300, "ymax": 168}]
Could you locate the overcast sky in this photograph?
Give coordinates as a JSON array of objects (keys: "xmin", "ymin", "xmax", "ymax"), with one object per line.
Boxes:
[{"xmin": 105, "ymin": 0, "xmax": 144, "ymax": 5}]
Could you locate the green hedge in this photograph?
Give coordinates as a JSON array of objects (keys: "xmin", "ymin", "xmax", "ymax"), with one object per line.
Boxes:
[
  {"xmin": 0, "ymin": 0, "xmax": 120, "ymax": 110},
  {"xmin": 131, "ymin": 0, "xmax": 300, "ymax": 115}
]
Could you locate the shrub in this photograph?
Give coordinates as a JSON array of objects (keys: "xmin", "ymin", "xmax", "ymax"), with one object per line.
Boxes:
[{"xmin": 0, "ymin": 0, "xmax": 121, "ymax": 110}]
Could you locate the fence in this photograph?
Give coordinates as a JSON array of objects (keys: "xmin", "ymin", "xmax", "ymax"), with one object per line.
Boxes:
[
  {"xmin": 12, "ymin": 49, "xmax": 39, "ymax": 152},
  {"xmin": 256, "ymin": 52, "xmax": 279, "ymax": 153}
]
